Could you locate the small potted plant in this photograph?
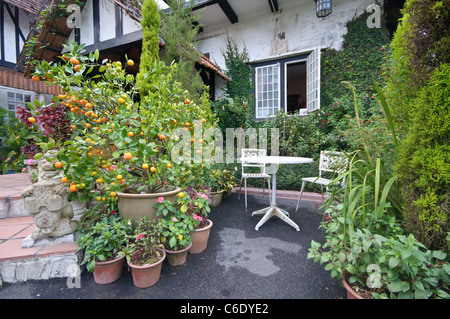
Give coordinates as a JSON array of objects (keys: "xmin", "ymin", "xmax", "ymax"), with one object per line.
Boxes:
[
  {"xmin": 125, "ymin": 216, "xmax": 166, "ymax": 288},
  {"xmin": 159, "ymin": 213, "xmax": 193, "ymax": 266},
  {"xmin": 153, "ymin": 195, "xmax": 198, "ymax": 266},
  {"xmin": 76, "ymin": 205, "xmax": 133, "ymax": 284},
  {"xmin": 178, "ymin": 187, "xmax": 213, "ymax": 254}
]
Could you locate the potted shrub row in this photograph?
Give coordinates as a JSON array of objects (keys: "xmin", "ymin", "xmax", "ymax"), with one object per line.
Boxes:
[{"xmin": 76, "ymin": 187, "xmax": 213, "ymax": 288}]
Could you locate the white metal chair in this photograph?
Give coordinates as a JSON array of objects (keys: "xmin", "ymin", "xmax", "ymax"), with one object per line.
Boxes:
[
  {"xmin": 239, "ymin": 149, "xmax": 272, "ymax": 211},
  {"xmin": 295, "ymin": 151, "xmax": 348, "ymax": 211}
]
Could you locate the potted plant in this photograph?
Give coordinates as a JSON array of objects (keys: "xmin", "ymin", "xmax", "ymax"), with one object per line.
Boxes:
[
  {"xmin": 76, "ymin": 205, "xmax": 133, "ymax": 284},
  {"xmin": 307, "ymin": 153, "xmax": 450, "ymax": 299},
  {"xmin": 153, "ymin": 195, "xmax": 199, "ymax": 265},
  {"xmin": 125, "ymin": 216, "xmax": 166, "ymax": 288},
  {"xmin": 30, "ymin": 42, "xmax": 218, "ymax": 224},
  {"xmin": 159, "ymin": 213, "xmax": 193, "ymax": 266},
  {"xmin": 178, "ymin": 187, "xmax": 213, "ymax": 254}
]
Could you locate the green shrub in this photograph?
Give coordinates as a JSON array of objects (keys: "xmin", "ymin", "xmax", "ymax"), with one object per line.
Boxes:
[
  {"xmin": 136, "ymin": 0, "xmax": 161, "ymax": 98},
  {"xmin": 396, "ymin": 64, "xmax": 450, "ymax": 251}
]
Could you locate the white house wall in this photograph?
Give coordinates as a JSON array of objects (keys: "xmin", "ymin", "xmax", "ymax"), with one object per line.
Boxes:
[
  {"xmin": 195, "ymin": 0, "xmax": 374, "ymax": 71},
  {"xmin": 67, "ymin": 0, "xmax": 142, "ymax": 47},
  {"xmin": 1, "ymin": 6, "xmax": 34, "ymax": 65}
]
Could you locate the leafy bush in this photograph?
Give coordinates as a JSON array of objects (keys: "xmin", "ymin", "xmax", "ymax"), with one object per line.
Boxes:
[{"xmin": 396, "ymin": 64, "xmax": 450, "ymax": 251}]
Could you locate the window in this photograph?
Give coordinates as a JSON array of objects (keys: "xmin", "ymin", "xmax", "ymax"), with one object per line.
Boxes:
[
  {"xmin": 255, "ymin": 63, "xmax": 280, "ymax": 119},
  {"xmin": 306, "ymin": 47, "xmax": 321, "ymax": 113},
  {"xmin": 0, "ymin": 86, "xmax": 34, "ymax": 116},
  {"xmin": 253, "ymin": 48, "xmax": 321, "ymax": 119}
]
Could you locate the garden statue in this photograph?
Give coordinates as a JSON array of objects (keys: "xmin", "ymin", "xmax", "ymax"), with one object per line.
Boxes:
[{"xmin": 21, "ymin": 150, "xmax": 77, "ymax": 247}]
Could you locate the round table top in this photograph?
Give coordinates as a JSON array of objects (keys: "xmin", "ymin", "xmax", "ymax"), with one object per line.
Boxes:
[{"xmin": 240, "ymin": 155, "xmax": 313, "ymax": 164}]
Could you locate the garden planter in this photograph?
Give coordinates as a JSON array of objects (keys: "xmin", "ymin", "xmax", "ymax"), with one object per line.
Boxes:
[
  {"xmin": 93, "ymin": 254, "xmax": 126, "ymax": 285},
  {"xmin": 164, "ymin": 243, "xmax": 192, "ymax": 266},
  {"xmin": 342, "ymin": 273, "xmax": 365, "ymax": 299},
  {"xmin": 189, "ymin": 219, "xmax": 213, "ymax": 254},
  {"xmin": 210, "ymin": 191, "xmax": 223, "ymax": 207},
  {"xmin": 117, "ymin": 186, "xmax": 181, "ymax": 227},
  {"xmin": 127, "ymin": 248, "xmax": 166, "ymax": 288}
]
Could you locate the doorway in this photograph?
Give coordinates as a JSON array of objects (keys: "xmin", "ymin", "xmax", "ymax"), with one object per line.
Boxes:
[{"xmin": 285, "ymin": 61, "xmax": 306, "ymax": 114}]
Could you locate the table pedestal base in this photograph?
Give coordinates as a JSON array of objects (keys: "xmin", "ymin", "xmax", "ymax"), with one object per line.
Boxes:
[{"xmin": 252, "ymin": 205, "xmax": 300, "ymax": 231}]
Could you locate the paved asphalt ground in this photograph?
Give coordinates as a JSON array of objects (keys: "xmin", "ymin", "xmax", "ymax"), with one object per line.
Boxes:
[{"xmin": 0, "ymin": 193, "xmax": 347, "ymax": 313}]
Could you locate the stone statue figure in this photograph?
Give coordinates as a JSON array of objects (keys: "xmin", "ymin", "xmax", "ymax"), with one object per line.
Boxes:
[{"xmin": 21, "ymin": 150, "xmax": 77, "ymax": 247}]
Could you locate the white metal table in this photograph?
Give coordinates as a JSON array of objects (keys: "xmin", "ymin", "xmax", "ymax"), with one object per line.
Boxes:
[{"xmin": 239, "ymin": 155, "xmax": 313, "ymax": 231}]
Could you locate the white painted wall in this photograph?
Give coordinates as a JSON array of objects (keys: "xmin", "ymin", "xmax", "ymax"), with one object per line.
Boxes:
[
  {"xmin": 68, "ymin": 0, "xmax": 142, "ymax": 46},
  {"xmin": 196, "ymin": 0, "xmax": 373, "ymax": 71},
  {"xmin": 1, "ymin": 7, "xmax": 34, "ymax": 64}
]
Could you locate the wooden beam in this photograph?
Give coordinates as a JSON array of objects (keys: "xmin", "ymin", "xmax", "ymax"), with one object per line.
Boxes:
[
  {"xmin": 217, "ymin": 0, "xmax": 238, "ymax": 24},
  {"xmin": 268, "ymin": 0, "xmax": 279, "ymax": 12}
]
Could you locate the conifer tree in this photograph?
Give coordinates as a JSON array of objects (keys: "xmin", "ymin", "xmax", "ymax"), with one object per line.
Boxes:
[
  {"xmin": 160, "ymin": 0, "xmax": 204, "ymax": 98},
  {"xmin": 136, "ymin": 0, "xmax": 161, "ymax": 98}
]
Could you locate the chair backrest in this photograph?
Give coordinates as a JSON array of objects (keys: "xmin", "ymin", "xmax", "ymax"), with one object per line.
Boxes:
[
  {"xmin": 319, "ymin": 151, "xmax": 348, "ymax": 176},
  {"xmin": 241, "ymin": 149, "xmax": 267, "ymax": 173}
]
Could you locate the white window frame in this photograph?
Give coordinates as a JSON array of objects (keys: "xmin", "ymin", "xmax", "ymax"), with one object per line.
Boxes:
[
  {"xmin": 0, "ymin": 86, "xmax": 35, "ymax": 117},
  {"xmin": 255, "ymin": 63, "xmax": 281, "ymax": 119},
  {"xmin": 306, "ymin": 47, "xmax": 321, "ymax": 113}
]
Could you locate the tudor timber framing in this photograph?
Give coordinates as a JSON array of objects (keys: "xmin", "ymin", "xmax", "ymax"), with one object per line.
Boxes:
[
  {"xmin": 0, "ymin": 0, "xmax": 27, "ymax": 69},
  {"xmin": 192, "ymin": 0, "xmax": 237, "ymax": 24}
]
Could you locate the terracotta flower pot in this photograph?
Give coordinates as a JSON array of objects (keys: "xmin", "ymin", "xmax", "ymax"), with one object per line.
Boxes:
[
  {"xmin": 117, "ymin": 186, "xmax": 181, "ymax": 227},
  {"xmin": 93, "ymin": 254, "xmax": 126, "ymax": 285},
  {"xmin": 164, "ymin": 243, "xmax": 192, "ymax": 266},
  {"xmin": 342, "ymin": 273, "xmax": 365, "ymax": 299},
  {"xmin": 189, "ymin": 219, "xmax": 213, "ymax": 254},
  {"xmin": 210, "ymin": 191, "xmax": 223, "ymax": 208},
  {"xmin": 127, "ymin": 248, "xmax": 166, "ymax": 288}
]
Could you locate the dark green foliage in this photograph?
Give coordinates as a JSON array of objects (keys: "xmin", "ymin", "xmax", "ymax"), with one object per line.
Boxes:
[
  {"xmin": 321, "ymin": 12, "xmax": 390, "ymax": 124},
  {"xmin": 136, "ymin": 0, "xmax": 161, "ymax": 98},
  {"xmin": 396, "ymin": 64, "xmax": 450, "ymax": 251},
  {"xmin": 222, "ymin": 36, "xmax": 253, "ymax": 103},
  {"xmin": 159, "ymin": 0, "xmax": 204, "ymax": 98}
]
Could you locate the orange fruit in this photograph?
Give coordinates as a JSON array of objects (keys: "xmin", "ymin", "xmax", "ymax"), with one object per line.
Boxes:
[
  {"xmin": 202, "ymin": 118, "xmax": 206, "ymax": 123},
  {"xmin": 69, "ymin": 184, "xmax": 78, "ymax": 192},
  {"xmin": 128, "ymin": 132, "xmax": 134, "ymax": 137},
  {"xmin": 142, "ymin": 163, "xmax": 149, "ymax": 169},
  {"xmin": 85, "ymin": 103, "xmax": 92, "ymax": 109},
  {"xmin": 116, "ymin": 174, "xmax": 123, "ymax": 180},
  {"xmin": 185, "ymin": 122, "xmax": 190, "ymax": 127},
  {"xmin": 31, "ymin": 75, "xmax": 40, "ymax": 82},
  {"xmin": 109, "ymin": 191, "xmax": 117, "ymax": 197},
  {"xmin": 127, "ymin": 59, "xmax": 134, "ymax": 66},
  {"xmin": 159, "ymin": 134, "xmax": 167, "ymax": 141},
  {"xmin": 74, "ymin": 64, "xmax": 82, "ymax": 72},
  {"xmin": 70, "ymin": 57, "xmax": 79, "ymax": 65},
  {"xmin": 184, "ymin": 99, "xmax": 190, "ymax": 104},
  {"xmin": 150, "ymin": 166, "xmax": 156, "ymax": 173},
  {"xmin": 28, "ymin": 117, "xmax": 36, "ymax": 123},
  {"xmin": 118, "ymin": 97, "xmax": 125, "ymax": 104},
  {"xmin": 54, "ymin": 161, "xmax": 63, "ymax": 168},
  {"xmin": 172, "ymin": 119, "xmax": 177, "ymax": 124},
  {"xmin": 85, "ymin": 123, "xmax": 91, "ymax": 128},
  {"xmin": 198, "ymin": 139, "xmax": 204, "ymax": 144},
  {"xmin": 178, "ymin": 192, "xmax": 185, "ymax": 198},
  {"xmin": 167, "ymin": 163, "xmax": 172, "ymax": 168},
  {"xmin": 124, "ymin": 152, "xmax": 132, "ymax": 160},
  {"xmin": 61, "ymin": 177, "xmax": 69, "ymax": 183},
  {"xmin": 116, "ymin": 61, "xmax": 122, "ymax": 67}
]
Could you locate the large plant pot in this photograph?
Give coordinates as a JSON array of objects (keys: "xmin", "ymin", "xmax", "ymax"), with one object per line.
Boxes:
[
  {"xmin": 342, "ymin": 273, "xmax": 365, "ymax": 299},
  {"xmin": 189, "ymin": 219, "xmax": 213, "ymax": 254},
  {"xmin": 128, "ymin": 248, "xmax": 166, "ymax": 288},
  {"xmin": 117, "ymin": 186, "xmax": 181, "ymax": 226},
  {"xmin": 164, "ymin": 243, "xmax": 192, "ymax": 266},
  {"xmin": 210, "ymin": 191, "xmax": 223, "ymax": 208},
  {"xmin": 93, "ymin": 254, "xmax": 125, "ymax": 285}
]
